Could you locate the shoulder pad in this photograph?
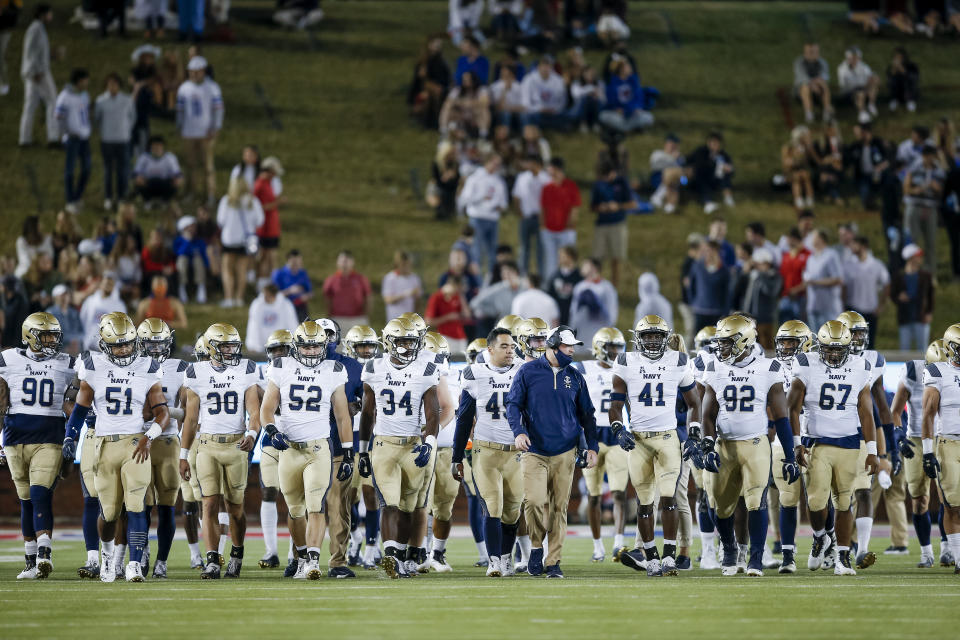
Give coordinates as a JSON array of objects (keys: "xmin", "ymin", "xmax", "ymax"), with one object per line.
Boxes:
[
  {"xmin": 273, "ymin": 358, "xmax": 283, "ymax": 369},
  {"xmin": 926, "ymin": 363, "xmax": 942, "ymax": 378},
  {"xmin": 434, "ymin": 353, "xmax": 445, "ymax": 365},
  {"xmin": 332, "ymin": 361, "xmax": 345, "ymax": 373},
  {"xmin": 706, "ymin": 361, "xmax": 715, "ymax": 372},
  {"xmin": 769, "ymin": 359, "xmax": 781, "ymax": 372},
  {"xmin": 905, "ymin": 360, "xmax": 916, "ymax": 381},
  {"xmin": 0, "ymin": 352, "xmax": 8, "ymax": 368},
  {"xmin": 677, "ymin": 352, "xmax": 688, "ymax": 367},
  {"xmin": 875, "ymin": 353, "xmax": 885, "ymax": 368},
  {"xmin": 795, "ymin": 353, "xmax": 809, "ymax": 367},
  {"xmin": 245, "ymin": 360, "xmax": 257, "ymax": 375},
  {"xmin": 83, "ymin": 353, "xmax": 95, "ymax": 371},
  {"xmin": 68, "ymin": 355, "xmax": 77, "ymax": 369},
  {"xmin": 864, "ymin": 360, "xmax": 872, "ymax": 371},
  {"xmin": 177, "ymin": 360, "xmax": 189, "ymax": 372},
  {"xmin": 462, "ymin": 366, "xmax": 476, "ymax": 381},
  {"xmin": 147, "ymin": 359, "xmax": 161, "ymax": 374},
  {"xmin": 363, "ymin": 359, "xmax": 375, "ymax": 374},
  {"xmin": 693, "ymin": 355, "xmax": 704, "ymax": 371},
  {"xmin": 616, "ymin": 353, "xmax": 627, "ymax": 366},
  {"xmin": 185, "ymin": 364, "xmax": 196, "ymax": 379},
  {"xmin": 424, "ymin": 362, "xmax": 437, "ymax": 377}
]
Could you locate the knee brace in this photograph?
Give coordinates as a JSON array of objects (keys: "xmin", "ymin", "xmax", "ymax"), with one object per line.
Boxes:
[
  {"xmin": 637, "ymin": 503, "xmax": 655, "ymax": 519},
  {"xmin": 262, "ymin": 487, "xmax": 278, "ymax": 502},
  {"xmin": 183, "ymin": 501, "xmax": 199, "ymax": 518},
  {"xmin": 661, "ymin": 497, "xmax": 678, "ymax": 512}
]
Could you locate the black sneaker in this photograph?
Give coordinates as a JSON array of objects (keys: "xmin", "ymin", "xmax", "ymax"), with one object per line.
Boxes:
[
  {"xmin": 225, "ymin": 557, "xmax": 242, "ymax": 578},
  {"xmin": 619, "ymin": 549, "xmax": 646, "ymax": 572},
  {"xmin": 259, "ymin": 555, "xmax": 280, "ymax": 569},
  {"xmin": 772, "ymin": 541, "xmax": 782, "ymax": 554},
  {"xmin": 77, "ymin": 561, "xmax": 100, "ymax": 579},
  {"xmin": 200, "ymin": 562, "xmax": 221, "ymax": 579},
  {"xmin": 883, "ymin": 545, "xmax": 908, "ymax": 555},
  {"xmin": 283, "ymin": 558, "xmax": 298, "ymax": 577},
  {"xmin": 328, "ymin": 566, "xmax": 356, "ymax": 579}
]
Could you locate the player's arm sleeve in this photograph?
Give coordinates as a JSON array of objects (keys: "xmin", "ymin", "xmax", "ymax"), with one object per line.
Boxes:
[
  {"xmin": 452, "ymin": 389, "xmax": 477, "ymax": 463},
  {"xmin": 505, "ymin": 369, "xmax": 528, "ymax": 438}
]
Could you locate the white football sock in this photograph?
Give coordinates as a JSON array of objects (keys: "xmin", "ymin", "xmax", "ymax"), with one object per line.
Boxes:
[
  {"xmin": 518, "ymin": 535, "xmax": 531, "ymax": 562},
  {"xmin": 307, "ymin": 546, "xmax": 321, "ymax": 557},
  {"xmin": 542, "ymin": 539, "xmax": 549, "ymax": 558},
  {"xmin": 37, "ymin": 533, "xmax": 51, "ymax": 550},
  {"xmin": 25, "ymin": 541, "xmax": 38, "ymax": 556},
  {"xmin": 351, "ymin": 528, "xmax": 364, "ymax": 545},
  {"xmin": 855, "ymin": 517, "xmax": 873, "ymax": 553},
  {"xmin": 948, "ymin": 533, "xmax": 960, "ymax": 562},
  {"xmin": 593, "ymin": 538, "xmax": 604, "ymax": 555},
  {"xmin": 101, "ymin": 540, "xmax": 114, "ymax": 565},
  {"xmin": 614, "ymin": 533, "xmax": 624, "ymax": 548},
  {"xmin": 921, "ymin": 544, "xmax": 933, "ymax": 557},
  {"xmin": 113, "ymin": 544, "xmax": 126, "ymax": 567},
  {"xmin": 475, "ymin": 540, "xmax": 488, "ymax": 560},
  {"xmin": 87, "ymin": 549, "xmax": 99, "ymax": 564},
  {"xmin": 260, "ymin": 501, "xmax": 278, "ymax": 557},
  {"xmin": 288, "ymin": 537, "xmax": 295, "ymax": 561},
  {"xmin": 432, "ymin": 538, "xmax": 446, "ymax": 553},
  {"xmin": 188, "ymin": 542, "xmax": 201, "ymax": 559},
  {"xmin": 218, "ymin": 512, "xmax": 230, "ymax": 554},
  {"xmin": 363, "ymin": 545, "xmax": 376, "ymax": 562},
  {"xmin": 700, "ymin": 531, "xmax": 715, "ymax": 550}
]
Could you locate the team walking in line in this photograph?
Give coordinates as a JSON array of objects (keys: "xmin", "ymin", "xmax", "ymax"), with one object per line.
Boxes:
[{"xmin": 2, "ymin": 305, "xmax": 959, "ymax": 580}]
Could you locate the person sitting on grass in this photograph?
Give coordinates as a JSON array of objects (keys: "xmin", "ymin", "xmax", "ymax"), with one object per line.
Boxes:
[
  {"xmin": 793, "ymin": 42, "xmax": 832, "ymax": 124},
  {"xmin": 837, "ymin": 46, "xmax": 879, "ymax": 125},
  {"xmin": 133, "ymin": 135, "xmax": 183, "ymax": 211}
]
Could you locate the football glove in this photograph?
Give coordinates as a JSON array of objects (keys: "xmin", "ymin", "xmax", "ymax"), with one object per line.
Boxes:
[
  {"xmin": 357, "ymin": 452, "xmax": 372, "ymax": 478},
  {"xmin": 782, "ymin": 460, "xmax": 801, "ymax": 484},
  {"xmin": 922, "ymin": 452, "xmax": 940, "ymax": 479},
  {"xmin": 263, "ymin": 423, "xmax": 290, "ymax": 451},
  {"xmin": 611, "ymin": 421, "xmax": 636, "ymax": 451},
  {"xmin": 0, "ymin": 447, "xmax": 5, "ymax": 468},
  {"xmin": 412, "ymin": 442, "xmax": 433, "ymax": 468},
  {"xmin": 683, "ymin": 439, "xmax": 704, "ymax": 470},
  {"xmin": 336, "ymin": 449, "xmax": 354, "ymax": 481},
  {"xmin": 898, "ymin": 434, "xmax": 916, "ymax": 459},
  {"xmin": 575, "ymin": 446, "xmax": 589, "ymax": 469},
  {"xmin": 451, "ymin": 461, "xmax": 463, "ymax": 481},
  {"xmin": 62, "ymin": 437, "xmax": 77, "ymax": 461},
  {"xmin": 701, "ymin": 436, "xmax": 720, "ymax": 473},
  {"xmin": 889, "ymin": 451, "xmax": 903, "ymax": 477}
]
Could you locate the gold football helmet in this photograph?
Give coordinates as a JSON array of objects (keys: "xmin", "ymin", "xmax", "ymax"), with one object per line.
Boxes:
[
  {"xmin": 817, "ymin": 321, "xmax": 852, "ymax": 368},
  {"xmin": 633, "ymin": 315, "xmax": 670, "ymax": 360},
  {"xmin": 344, "ymin": 325, "xmax": 380, "ymax": 363},
  {"xmin": 423, "ymin": 331, "xmax": 451, "ymax": 357},
  {"xmin": 694, "ymin": 326, "xmax": 716, "ymax": 353},
  {"xmin": 203, "ymin": 323, "xmax": 242, "ymax": 366},
  {"xmin": 775, "ymin": 320, "xmax": 812, "ymax": 362},
  {"xmin": 398, "ymin": 312, "xmax": 428, "ymax": 338},
  {"xmin": 925, "ymin": 339, "xmax": 947, "ymax": 365},
  {"xmin": 837, "ymin": 311, "xmax": 869, "ymax": 355},
  {"xmin": 99, "ymin": 312, "xmax": 138, "ymax": 366},
  {"xmin": 515, "ymin": 317, "xmax": 549, "ymax": 359},
  {"xmin": 592, "ymin": 327, "xmax": 626, "ymax": 364},
  {"xmin": 383, "ymin": 318, "xmax": 422, "ymax": 366},
  {"xmin": 715, "ymin": 315, "xmax": 757, "ymax": 365},
  {"xmin": 496, "ymin": 314, "xmax": 525, "ymax": 335},
  {"xmin": 265, "ymin": 329, "xmax": 293, "ymax": 364},
  {"xmin": 194, "ymin": 335, "xmax": 210, "ymax": 362},
  {"xmin": 21, "ymin": 311, "xmax": 62, "ymax": 357},
  {"xmin": 292, "ymin": 320, "xmax": 327, "ymax": 367},
  {"xmin": 667, "ymin": 333, "xmax": 687, "ymax": 355},
  {"xmin": 943, "ymin": 325, "xmax": 960, "ymax": 367},
  {"xmin": 465, "ymin": 338, "xmax": 487, "ymax": 364},
  {"xmin": 137, "ymin": 317, "xmax": 173, "ymax": 363}
]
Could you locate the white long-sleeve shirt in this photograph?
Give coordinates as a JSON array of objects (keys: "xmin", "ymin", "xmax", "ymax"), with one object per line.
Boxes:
[
  {"xmin": 512, "ymin": 169, "xmax": 550, "ymax": 217},
  {"xmin": 79, "ymin": 290, "xmax": 127, "ymax": 351},
  {"xmin": 216, "ymin": 195, "xmax": 265, "ymax": 248},
  {"xmin": 55, "ymin": 87, "xmax": 91, "ymax": 139},
  {"xmin": 489, "ymin": 79, "xmax": 525, "ymax": 112},
  {"xmin": 20, "ymin": 19, "xmax": 50, "ymax": 78},
  {"xmin": 15, "ymin": 235, "xmax": 54, "ymax": 278},
  {"xmin": 837, "ymin": 60, "xmax": 875, "ymax": 93},
  {"xmin": 245, "ymin": 293, "xmax": 300, "ymax": 353},
  {"xmin": 458, "ymin": 167, "xmax": 507, "ymax": 221},
  {"xmin": 449, "ymin": 0, "xmax": 484, "ymax": 31},
  {"xmin": 133, "ymin": 151, "xmax": 182, "ymax": 180},
  {"xmin": 176, "ymin": 78, "xmax": 224, "ymax": 139},
  {"xmin": 520, "ymin": 70, "xmax": 567, "ymax": 113}
]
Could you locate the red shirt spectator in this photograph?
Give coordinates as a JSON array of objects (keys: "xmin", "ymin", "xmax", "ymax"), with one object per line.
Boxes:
[
  {"xmin": 780, "ymin": 239, "xmax": 811, "ymax": 297},
  {"xmin": 140, "ymin": 229, "xmax": 175, "ymax": 297},
  {"xmin": 425, "ymin": 279, "xmax": 468, "ymax": 340},
  {"xmin": 253, "ymin": 174, "xmax": 280, "ymax": 239},
  {"xmin": 541, "ymin": 174, "xmax": 581, "ymax": 232},
  {"xmin": 322, "ymin": 251, "xmax": 372, "ymax": 319}
]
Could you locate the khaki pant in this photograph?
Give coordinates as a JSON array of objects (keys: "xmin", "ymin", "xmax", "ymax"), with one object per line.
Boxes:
[
  {"xmin": 415, "ymin": 445, "xmax": 439, "ymax": 509},
  {"xmin": 179, "ymin": 438, "xmax": 202, "ymax": 503},
  {"xmin": 591, "ymin": 221, "xmax": 628, "ymax": 261},
  {"xmin": 260, "ymin": 444, "xmax": 280, "ymax": 488},
  {"xmin": 197, "ymin": 434, "xmax": 250, "ymax": 505},
  {"xmin": 582, "ymin": 442, "xmax": 629, "ymax": 496},
  {"xmin": 6, "ymin": 443, "xmax": 61, "ymax": 500},
  {"xmin": 150, "ymin": 435, "xmax": 181, "ymax": 506},
  {"xmin": 872, "ymin": 469, "xmax": 909, "ymax": 547},
  {"xmin": 936, "ymin": 438, "xmax": 960, "ymax": 507},
  {"xmin": 522, "ymin": 448, "xmax": 576, "ymax": 567},
  {"xmin": 19, "ymin": 71, "xmax": 58, "ymax": 145},
  {"xmin": 181, "ymin": 136, "xmax": 216, "ymax": 201},
  {"xmin": 94, "ymin": 435, "xmax": 152, "ymax": 521},
  {"xmin": 461, "ymin": 457, "xmax": 477, "ymax": 496},
  {"xmin": 80, "ymin": 428, "xmax": 98, "ymax": 498},
  {"xmin": 806, "ymin": 444, "xmax": 859, "ymax": 512},
  {"xmin": 628, "ymin": 429, "xmax": 682, "ymax": 505},
  {"xmin": 326, "ymin": 454, "xmax": 351, "ymax": 568},
  {"xmin": 472, "ymin": 440, "xmax": 523, "ymax": 524},
  {"xmin": 772, "ymin": 446, "xmax": 803, "ymax": 507},
  {"xmin": 712, "ymin": 437, "xmax": 772, "ymax": 519},
  {"xmin": 904, "ymin": 436, "xmax": 932, "ymax": 499},
  {"xmin": 279, "ymin": 439, "xmax": 332, "ymax": 518},
  {"xmin": 853, "ymin": 441, "xmax": 874, "ymax": 491},
  {"xmin": 431, "ymin": 448, "xmax": 461, "ymax": 521},
  {"xmin": 370, "ymin": 435, "xmax": 427, "ymax": 513},
  {"xmin": 674, "ymin": 460, "xmax": 693, "ymax": 548}
]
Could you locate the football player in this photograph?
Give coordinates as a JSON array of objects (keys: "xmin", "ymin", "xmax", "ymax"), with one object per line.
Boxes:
[
  {"xmin": 610, "ymin": 315, "xmax": 701, "ymax": 577},
  {"xmin": 578, "ymin": 327, "xmax": 629, "ymax": 563},
  {"xmin": 701, "ymin": 315, "xmax": 799, "ymax": 577},
  {"xmin": 1, "ymin": 313, "xmax": 74, "ymax": 580},
  {"xmin": 921, "ymin": 325, "xmax": 960, "ymax": 575},
  {"xmin": 690, "ymin": 325, "xmax": 719, "ymax": 570},
  {"xmin": 137, "ymin": 318, "xmax": 188, "ymax": 579},
  {"xmin": 666, "ymin": 332, "xmax": 695, "ymax": 570},
  {"xmin": 179, "ymin": 323, "xmax": 262, "ymax": 579},
  {"xmin": 178, "ymin": 336, "xmax": 210, "ymax": 570},
  {"xmin": 466, "ymin": 339, "xmax": 487, "ymax": 364},
  {"xmin": 63, "ymin": 312, "xmax": 169, "ymax": 582},
  {"xmin": 258, "ymin": 330, "xmax": 293, "ymax": 572},
  {"xmin": 259, "ymin": 321, "xmax": 354, "ymax": 579},
  {"xmin": 789, "ymin": 321, "xmax": 878, "ymax": 576},
  {"xmin": 65, "ymin": 371, "xmax": 102, "ymax": 578},
  {"xmin": 358, "ymin": 317, "xmax": 441, "ymax": 579},
  {"xmin": 891, "ymin": 339, "xmax": 944, "ymax": 567}
]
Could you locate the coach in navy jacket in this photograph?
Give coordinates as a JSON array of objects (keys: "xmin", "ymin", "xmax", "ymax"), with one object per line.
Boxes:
[{"xmin": 505, "ymin": 326, "xmax": 598, "ymax": 577}]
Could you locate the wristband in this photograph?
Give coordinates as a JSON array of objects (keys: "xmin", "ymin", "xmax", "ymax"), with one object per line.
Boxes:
[
  {"xmin": 425, "ymin": 435, "xmax": 437, "ymax": 449},
  {"xmin": 866, "ymin": 441, "xmax": 877, "ymax": 455},
  {"xmin": 611, "ymin": 420, "xmax": 625, "ymax": 431},
  {"xmin": 179, "ymin": 447, "xmax": 190, "ymax": 460},
  {"xmin": 922, "ymin": 438, "xmax": 934, "ymax": 454},
  {"xmin": 610, "ymin": 392, "xmax": 627, "ymax": 402},
  {"xmin": 359, "ymin": 440, "xmax": 369, "ymax": 453},
  {"xmin": 244, "ymin": 429, "xmax": 258, "ymax": 440},
  {"xmin": 793, "ymin": 436, "xmax": 802, "ymax": 448},
  {"xmin": 144, "ymin": 423, "xmax": 163, "ymax": 441}
]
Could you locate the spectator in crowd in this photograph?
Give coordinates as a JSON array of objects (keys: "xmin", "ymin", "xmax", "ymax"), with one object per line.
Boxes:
[
  {"xmin": 272, "ymin": 248, "xmax": 312, "ymax": 321},
  {"xmin": 177, "ymin": 0, "xmax": 205, "ymax": 42},
  {"xmin": 569, "ymin": 65, "xmax": 604, "ymax": 133},
  {"xmin": 887, "ymin": 47, "xmax": 919, "ymax": 113},
  {"xmin": 515, "ymin": 1, "xmax": 560, "ymax": 52},
  {"xmin": 813, "ymin": 120, "xmax": 844, "ymax": 204},
  {"xmin": 793, "ymin": 42, "xmax": 832, "ymax": 124},
  {"xmin": 510, "ymin": 273, "xmax": 559, "ymax": 326},
  {"xmin": 116, "ymin": 201, "xmax": 144, "ymax": 249},
  {"xmin": 781, "ymin": 125, "xmax": 816, "ymax": 210},
  {"xmin": 18, "ymin": 4, "xmax": 57, "ymax": 147},
  {"xmin": 143, "ymin": 0, "xmax": 167, "ymax": 38},
  {"xmin": 439, "ymin": 247, "xmax": 481, "ymax": 303},
  {"xmin": 109, "ymin": 233, "xmax": 142, "ymax": 302},
  {"xmin": 439, "ymin": 70, "xmax": 491, "ymax": 138},
  {"xmin": 489, "ymin": 65, "xmax": 525, "ymax": 132},
  {"xmin": 134, "ymin": 135, "xmax": 182, "ymax": 208},
  {"xmin": 778, "ymin": 227, "xmax": 810, "ymax": 322},
  {"xmin": 687, "ymin": 240, "xmax": 730, "ymax": 332},
  {"xmin": 490, "ymin": 0, "xmax": 523, "ymax": 40},
  {"xmin": 176, "ymin": 56, "xmax": 223, "ymax": 207},
  {"xmin": 540, "ymin": 157, "xmax": 581, "ymax": 281},
  {"xmin": 843, "ymin": 235, "xmax": 889, "ymax": 349},
  {"xmin": 425, "ymin": 274, "xmax": 470, "ymax": 353},
  {"xmin": 46, "ymin": 283, "xmax": 83, "ymax": 354},
  {"xmin": 737, "ymin": 248, "xmax": 782, "ymax": 349},
  {"xmin": 891, "ymin": 244, "xmax": 933, "ymax": 351},
  {"xmin": 802, "ymin": 229, "xmax": 843, "ymax": 330},
  {"xmin": 273, "ymin": 0, "xmax": 325, "ymax": 30},
  {"xmin": 470, "ymin": 260, "xmax": 525, "ymax": 332},
  {"xmin": 520, "ymin": 123, "xmax": 552, "ymax": 163},
  {"xmin": 834, "ymin": 222, "xmax": 857, "ymax": 263},
  {"xmin": 599, "ymin": 58, "xmax": 652, "ymax": 134},
  {"xmin": 569, "ymin": 258, "xmax": 618, "ymax": 354},
  {"xmin": 134, "ymin": 274, "xmax": 187, "ymax": 329},
  {"xmin": 79, "ymin": 271, "xmax": 125, "ymax": 351},
  {"xmin": 491, "ymin": 124, "xmax": 520, "ymax": 181},
  {"xmin": 130, "ymin": 64, "xmax": 155, "ymax": 159},
  {"xmin": 229, "ymin": 144, "xmax": 260, "ymax": 189},
  {"xmin": 707, "ymin": 217, "xmax": 736, "ymax": 268},
  {"xmin": 458, "ymin": 153, "xmax": 507, "ymax": 276},
  {"xmin": 678, "ymin": 233, "xmax": 703, "ymax": 344},
  {"xmin": 0, "ymin": 1, "xmax": 18, "ymax": 96},
  {"xmin": 15, "ymin": 215, "xmax": 53, "ymax": 278},
  {"xmin": 688, "ymin": 132, "xmax": 734, "ymax": 214},
  {"xmin": 194, "ymin": 204, "xmax": 220, "ymax": 278},
  {"xmin": 381, "ymin": 250, "xmax": 422, "ymax": 323},
  {"xmin": 634, "ymin": 271, "xmax": 672, "ymax": 328},
  {"xmin": 837, "ymin": 46, "xmax": 879, "ymax": 124},
  {"xmin": 745, "ymin": 221, "xmax": 781, "ymax": 267},
  {"xmin": 934, "ymin": 117, "xmax": 956, "ymax": 167},
  {"xmin": 590, "ymin": 161, "xmax": 636, "ymax": 288},
  {"xmin": 217, "ymin": 176, "xmax": 264, "ymax": 308},
  {"xmin": 322, "ymin": 250, "xmax": 372, "ymax": 328},
  {"xmin": 408, "ymin": 35, "xmax": 451, "ymax": 130},
  {"xmin": 520, "ymin": 55, "xmax": 569, "ymax": 131},
  {"xmin": 96, "ymin": 0, "xmax": 126, "ymax": 37},
  {"xmin": 245, "ymin": 282, "xmax": 299, "ymax": 354},
  {"xmin": 454, "ymin": 35, "xmax": 488, "ymax": 85},
  {"xmin": 56, "ymin": 68, "xmax": 91, "ymax": 214},
  {"xmin": 94, "ymin": 216, "xmax": 118, "ymax": 257},
  {"xmin": 173, "ymin": 215, "xmax": 207, "ymax": 303},
  {"xmin": 428, "ymin": 141, "xmax": 460, "ymax": 220},
  {"xmin": 565, "ymin": 0, "xmax": 598, "ymax": 43},
  {"xmin": 847, "ymin": 122, "xmax": 891, "ymax": 210},
  {"xmin": 512, "ymin": 154, "xmax": 549, "ymax": 276},
  {"xmin": 488, "ymin": 244, "xmax": 517, "ymax": 285},
  {"xmin": 448, "ymin": 1, "xmax": 485, "ymax": 47},
  {"xmin": 1, "ymin": 274, "xmax": 29, "ymax": 348},
  {"xmin": 597, "ymin": 0, "xmax": 630, "ymax": 45},
  {"xmin": 253, "ymin": 156, "xmax": 285, "ymax": 289},
  {"xmin": 944, "ymin": 159, "xmax": 960, "ymax": 281},
  {"xmin": 94, "ymin": 72, "xmax": 135, "ymax": 211},
  {"xmin": 23, "ymin": 252, "xmax": 61, "ymax": 312},
  {"xmin": 649, "ymin": 133, "xmax": 685, "ymax": 213},
  {"xmin": 896, "ymin": 125, "xmax": 930, "ymax": 175},
  {"xmin": 903, "ymin": 145, "xmax": 945, "ymax": 274},
  {"xmin": 71, "ymin": 254, "xmax": 101, "ymax": 307},
  {"xmin": 140, "ymin": 227, "xmax": 175, "ymax": 297}
]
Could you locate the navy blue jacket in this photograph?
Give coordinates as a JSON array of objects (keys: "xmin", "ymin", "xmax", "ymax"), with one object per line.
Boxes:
[
  {"xmin": 506, "ymin": 355, "xmax": 599, "ymax": 456},
  {"xmin": 326, "ymin": 345, "xmax": 362, "ymax": 455}
]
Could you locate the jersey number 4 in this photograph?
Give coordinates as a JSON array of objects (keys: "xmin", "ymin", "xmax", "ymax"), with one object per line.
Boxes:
[
  {"xmin": 485, "ymin": 392, "xmax": 505, "ymax": 420},
  {"xmin": 722, "ymin": 385, "xmax": 755, "ymax": 412},
  {"xmin": 381, "ymin": 389, "xmax": 414, "ymax": 416},
  {"xmin": 21, "ymin": 378, "xmax": 55, "ymax": 407},
  {"xmin": 637, "ymin": 382, "xmax": 666, "ymax": 407}
]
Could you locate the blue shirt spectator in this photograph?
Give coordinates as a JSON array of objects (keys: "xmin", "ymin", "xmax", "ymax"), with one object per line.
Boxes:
[
  {"xmin": 455, "ymin": 37, "xmax": 489, "ymax": 86},
  {"xmin": 590, "ymin": 170, "xmax": 633, "ymax": 226},
  {"xmin": 174, "ymin": 232, "xmax": 208, "ymax": 266},
  {"xmin": 46, "ymin": 284, "xmax": 84, "ymax": 353},
  {"xmin": 272, "ymin": 249, "xmax": 313, "ymax": 318},
  {"xmin": 687, "ymin": 241, "xmax": 731, "ymax": 329},
  {"xmin": 604, "ymin": 69, "xmax": 644, "ymax": 117}
]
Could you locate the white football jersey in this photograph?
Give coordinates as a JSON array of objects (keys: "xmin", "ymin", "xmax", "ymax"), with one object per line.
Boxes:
[
  {"xmin": 612, "ymin": 350, "xmax": 693, "ymax": 433},
  {"xmin": 922, "ymin": 361, "xmax": 960, "ymax": 437},
  {"xmin": 267, "ymin": 356, "xmax": 348, "ymax": 442},
  {"xmin": 148, "ymin": 358, "xmax": 188, "ymax": 436},
  {"xmin": 704, "ymin": 354, "xmax": 783, "ymax": 440},
  {"xmin": 0, "ymin": 349, "xmax": 75, "ymax": 418},
  {"xmin": 859, "ymin": 350, "xmax": 886, "ymax": 388},
  {"xmin": 460, "ymin": 361, "xmax": 522, "ymax": 446},
  {"xmin": 257, "ymin": 364, "xmax": 268, "ymax": 391},
  {"xmin": 362, "ymin": 356, "xmax": 440, "ymax": 438},
  {"xmin": 774, "ymin": 357, "xmax": 806, "ymax": 446},
  {"xmin": 580, "ymin": 360, "xmax": 617, "ymax": 428},
  {"xmin": 183, "ymin": 359, "xmax": 260, "ymax": 435},
  {"xmin": 900, "ymin": 359, "xmax": 938, "ymax": 437},
  {"xmin": 791, "ymin": 351, "xmax": 872, "ymax": 439},
  {"xmin": 77, "ymin": 352, "xmax": 163, "ymax": 437},
  {"xmin": 690, "ymin": 350, "xmax": 715, "ymax": 385}
]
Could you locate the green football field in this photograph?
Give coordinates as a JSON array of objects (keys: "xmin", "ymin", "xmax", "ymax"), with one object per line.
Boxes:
[{"xmin": 1, "ymin": 535, "xmax": 957, "ymax": 639}]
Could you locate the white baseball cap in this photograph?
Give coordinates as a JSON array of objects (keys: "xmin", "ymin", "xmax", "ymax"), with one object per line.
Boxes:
[
  {"xmin": 549, "ymin": 327, "xmax": 583, "ymax": 347},
  {"xmin": 51, "ymin": 283, "xmax": 69, "ymax": 298},
  {"xmin": 177, "ymin": 215, "xmax": 197, "ymax": 233},
  {"xmin": 901, "ymin": 243, "xmax": 923, "ymax": 261},
  {"xmin": 751, "ymin": 248, "xmax": 773, "ymax": 264},
  {"xmin": 187, "ymin": 56, "xmax": 208, "ymax": 71}
]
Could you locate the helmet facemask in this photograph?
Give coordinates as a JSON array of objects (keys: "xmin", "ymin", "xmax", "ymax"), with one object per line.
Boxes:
[
  {"xmin": 636, "ymin": 330, "xmax": 667, "ymax": 361},
  {"xmin": 293, "ymin": 336, "xmax": 326, "ymax": 368},
  {"xmin": 521, "ymin": 334, "xmax": 546, "ymax": 359},
  {"xmin": 32, "ymin": 328, "xmax": 63, "ymax": 358},
  {"xmin": 101, "ymin": 338, "xmax": 138, "ymax": 367},
  {"xmin": 209, "ymin": 339, "xmax": 242, "ymax": 367},
  {"xmin": 388, "ymin": 335, "xmax": 421, "ymax": 366},
  {"xmin": 775, "ymin": 336, "xmax": 801, "ymax": 362},
  {"xmin": 715, "ymin": 334, "xmax": 743, "ymax": 365},
  {"xmin": 599, "ymin": 341, "xmax": 625, "ymax": 364},
  {"xmin": 266, "ymin": 344, "xmax": 291, "ymax": 364},
  {"xmin": 140, "ymin": 336, "xmax": 172, "ymax": 363},
  {"xmin": 819, "ymin": 342, "xmax": 850, "ymax": 368},
  {"xmin": 947, "ymin": 340, "xmax": 960, "ymax": 368}
]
